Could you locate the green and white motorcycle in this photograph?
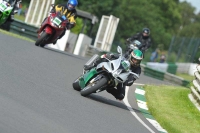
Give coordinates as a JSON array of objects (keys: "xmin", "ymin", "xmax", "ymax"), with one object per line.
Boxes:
[
  {"xmin": 0, "ymin": 0, "xmax": 20, "ymax": 25},
  {"xmin": 72, "ymin": 46, "xmax": 139, "ymax": 97}
]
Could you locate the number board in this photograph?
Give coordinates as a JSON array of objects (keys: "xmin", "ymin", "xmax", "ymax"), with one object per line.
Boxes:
[
  {"xmin": 0, "ymin": 3, "xmax": 7, "ymax": 11},
  {"xmin": 53, "ymin": 17, "xmax": 62, "ymax": 26},
  {"xmin": 121, "ymin": 61, "xmax": 130, "ymax": 71}
]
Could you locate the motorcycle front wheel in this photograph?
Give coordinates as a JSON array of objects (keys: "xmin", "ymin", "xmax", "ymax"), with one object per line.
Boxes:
[
  {"xmin": 35, "ymin": 32, "xmax": 49, "ymax": 47},
  {"xmin": 80, "ymin": 77, "xmax": 107, "ymax": 97},
  {"xmin": 72, "ymin": 76, "xmax": 82, "ymax": 91}
]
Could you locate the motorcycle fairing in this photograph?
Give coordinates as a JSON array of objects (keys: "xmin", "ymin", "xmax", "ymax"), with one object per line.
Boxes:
[
  {"xmin": 79, "ymin": 68, "xmax": 97, "ymax": 88},
  {"xmin": 0, "ymin": 1, "xmax": 13, "ymax": 25},
  {"xmin": 45, "ymin": 26, "xmax": 53, "ymax": 34},
  {"xmin": 96, "ymin": 57, "xmax": 131, "ymax": 83}
]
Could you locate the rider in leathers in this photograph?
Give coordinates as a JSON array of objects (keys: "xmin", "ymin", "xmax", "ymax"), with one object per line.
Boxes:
[
  {"xmin": 84, "ymin": 50, "xmax": 143, "ymax": 100},
  {"xmin": 39, "ymin": 0, "xmax": 78, "ymax": 44},
  {"xmin": 126, "ymin": 28, "xmax": 152, "ymax": 55}
]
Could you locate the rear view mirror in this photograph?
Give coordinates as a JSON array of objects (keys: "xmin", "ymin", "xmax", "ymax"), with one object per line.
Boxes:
[{"xmin": 117, "ymin": 46, "xmax": 122, "ymax": 55}]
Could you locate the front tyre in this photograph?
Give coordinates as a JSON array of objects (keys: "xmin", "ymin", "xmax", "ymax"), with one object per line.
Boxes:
[
  {"xmin": 35, "ymin": 32, "xmax": 49, "ymax": 47},
  {"xmin": 80, "ymin": 77, "xmax": 107, "ymax": 97},
  {"xmin": 72, "ymin": 76, "xmax": 81, "ymax": 91}
]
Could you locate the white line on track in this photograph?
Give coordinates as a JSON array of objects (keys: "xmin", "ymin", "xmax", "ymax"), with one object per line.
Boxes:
[
  {"xmin": 123, "ymin": 86, "xmax": 155, "ymax": 133},
  {"xmin": 133, "ymin": 83, "xmax": 145, "ymax": 86}
]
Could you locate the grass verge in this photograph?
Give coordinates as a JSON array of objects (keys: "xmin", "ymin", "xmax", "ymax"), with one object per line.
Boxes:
[
  {"xmin": 176, "ymin": 73, "xmax": 194, "ymax": 82},
  {"xmin": 145, "ymin": 85, "xmax": 200, "ymax": 133},
  {"xmin": 0, "ymin": 29, "xmax": 34, "ymax": 42},
  {"xmin": 14, "ymin": 15, "xmax": 25, "ymax": 22}
]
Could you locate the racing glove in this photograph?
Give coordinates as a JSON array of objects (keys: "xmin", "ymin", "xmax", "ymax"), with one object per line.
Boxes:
[
  {"xmin": 125, "ymin": 75, "xmax": 136, "ymax": 86},
  {"xmin": 126, "ymin": 38, "xmax": 132, "ymax": 44}
]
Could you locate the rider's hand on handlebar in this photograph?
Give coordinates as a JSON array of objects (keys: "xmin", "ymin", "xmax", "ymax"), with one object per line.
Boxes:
[
  {"xmin": 50, "ymin": 9, "xmax": 56, "ymax": 13},
  {"xmin": 101, "ymin": 54, "xmax": 107, "ymax": 58},
  {"xmin": 101, "ymin": 53, "xmax": 112, "ymax": 59},
  {"xmin": 105, "ymin": 53, "xmax": 114, "ymax": 59}
]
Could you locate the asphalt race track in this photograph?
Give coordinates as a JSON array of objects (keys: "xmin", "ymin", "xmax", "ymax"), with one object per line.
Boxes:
[{"xmin": 0, "ymin": 33, "xmax": 174, "ymax": 133}]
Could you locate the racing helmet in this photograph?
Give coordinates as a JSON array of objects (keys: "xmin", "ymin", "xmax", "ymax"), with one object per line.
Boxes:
[
  {"xmin": 142, "ymin": 28, "xmax": 150, "ymax": 36},
  {"xmin": 67, "ymin": 0, "xmax": 78, "ymax": 11},
  {"xmin": 129, "ymin": 49, "xmax": 143, "ymax": 67}
]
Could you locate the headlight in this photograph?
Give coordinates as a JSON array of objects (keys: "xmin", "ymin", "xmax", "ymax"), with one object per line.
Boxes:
[{"xmin": 115, "ymin": 69, "xmax": 122, "ymax": 75}]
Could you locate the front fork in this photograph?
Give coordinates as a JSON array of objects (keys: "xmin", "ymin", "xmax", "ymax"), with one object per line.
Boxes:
[{"xmin": 89, "ymin": 75, "xmax": 103, "ymax": 84}]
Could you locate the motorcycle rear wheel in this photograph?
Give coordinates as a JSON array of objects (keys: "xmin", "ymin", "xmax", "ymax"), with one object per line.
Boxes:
[
  {"xmin": 35, "ymin": 32, "xmax": 49, "ymax": 47},
  {"xmin": 80, "ymin": 77, "xmax": 107, "ymax": 96}
]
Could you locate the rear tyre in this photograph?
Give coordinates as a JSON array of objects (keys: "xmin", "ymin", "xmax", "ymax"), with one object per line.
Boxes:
[
  {"xmin": 35, "ymin": 32, "xmax": 49, "ymax": 47},
  {"xmin": 72, "ymin": 76, "xmax": 81, "ymax": 91},
  {"xmin": 80, "ymin": 77, "xmax": 107, "ymax": 97}
]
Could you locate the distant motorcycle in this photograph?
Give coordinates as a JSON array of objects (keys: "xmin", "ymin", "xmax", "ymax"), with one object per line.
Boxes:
[
  {"xmin": 72, "ymin": 46, "xmax": 139, "ymax": 97},
  {"xmin": 35, "ymin": 11, "xmax": 68, "ymax": 47},
  {"xmin": 0, "ymin": 0, "xmax": 20, "ymax": 26}
]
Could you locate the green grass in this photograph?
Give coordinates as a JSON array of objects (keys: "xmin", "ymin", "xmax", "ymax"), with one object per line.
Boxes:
[
  {"xmin": 176, "ymin": 73, "xmax": 195, "ymax": 82},
  {"xmin": 0, "ymin": 15, "xmax": 34, "ymax": 42},
  {"xmin": 14, "ymin": 15, "xmax": 25, "ymax": 22},
  {"xmin": 145, "ymin": 85, "xmax": 200, "ymax": 133},
  {"xmin": 0, "ymin": 29, "xmax": 34, "ymax": 42}
]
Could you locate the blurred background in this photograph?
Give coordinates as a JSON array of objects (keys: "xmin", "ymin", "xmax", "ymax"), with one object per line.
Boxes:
[{"xmin": 4, "ymin": 0, "xmax": 200, "ymax": 64}]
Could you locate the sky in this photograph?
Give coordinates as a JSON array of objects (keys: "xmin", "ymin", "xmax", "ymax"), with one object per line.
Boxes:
[{"xmin": 179, "ymin": 0, "xmax": 200, "ymax": 14}]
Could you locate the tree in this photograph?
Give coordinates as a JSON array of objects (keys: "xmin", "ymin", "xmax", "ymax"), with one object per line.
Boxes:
[
  {"xmin": 78, "ymin": 0, "xmax": 183, "ymax": 51},
  {"xmin": 22, "ymin": 0, "xmax": 31, "ymax": 4},
  {"xmin": 179, "ymin": 1, "xmax": 196, "ymax": 29},
  {"xmin": 177, "ymin": 1, "xmax": 200, "ymax": 38}
]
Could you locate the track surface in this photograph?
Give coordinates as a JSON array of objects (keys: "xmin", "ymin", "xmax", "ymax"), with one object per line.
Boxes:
[{"xmin": 0, "ymin": 33, "xmax": 174, "ymax": 133}]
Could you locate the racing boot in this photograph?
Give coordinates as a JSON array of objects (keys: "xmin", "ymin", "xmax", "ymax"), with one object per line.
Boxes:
[
  {"xmin": 106, "ymin": 88, "xmax": 124, "ymax": 101},
  {"xmin": 52, "ymin": 30, "xmax": 66, "ymax": 44},
  {"xmin": 53, "ymin": 39, "xmax": 57, "ymax": 45}
]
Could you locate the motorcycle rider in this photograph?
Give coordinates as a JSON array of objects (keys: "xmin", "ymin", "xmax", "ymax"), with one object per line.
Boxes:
[
  {"xmin": 84, "ymin": 49, "xmax": 143, "ymax": 100},
  {"xmin": 0, "ymin": 0, "xmax": 21, "ymax": 31},
  {"xmin": 39, "ymin": 0, "xmax": 78, "ymax": 44},
  {"xmin": 126, "ymin": 28, "xmax": 152, "ymax": 54}
]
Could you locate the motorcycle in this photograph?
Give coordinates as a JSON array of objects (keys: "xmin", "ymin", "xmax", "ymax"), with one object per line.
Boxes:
[
  {"xmin": 0, "ymin": 0, "xmax": 20, "ymax": 25},
  {"xmin": 35, "ymin": 11, "xmax": 68, "ymax": 47},
  {"xmin": 72, "ymin": 46, "xmax": 139, "ymax": 97}
]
